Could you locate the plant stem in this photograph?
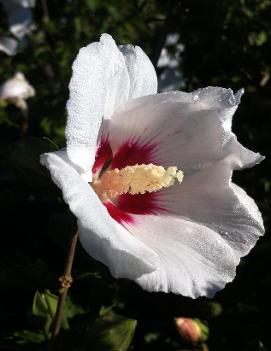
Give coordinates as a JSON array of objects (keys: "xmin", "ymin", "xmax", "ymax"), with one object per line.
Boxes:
[{"xmin": 52, "ymin": 230, "xmax": 79, "ymax": 338}]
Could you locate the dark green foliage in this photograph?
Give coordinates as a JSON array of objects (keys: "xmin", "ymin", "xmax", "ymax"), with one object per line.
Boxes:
[
  {"xmin": 81, "ymin": 312, "xmax": 137, "ymax": 351},
  {"xmin": 0, "ymin": 1, "xmax": 270, "ymax": 350}
]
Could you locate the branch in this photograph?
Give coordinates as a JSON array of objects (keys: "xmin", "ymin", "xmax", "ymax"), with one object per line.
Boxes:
[{"xmin": 50, "ymin": 229, "xmax": 79, "ymax": 344}]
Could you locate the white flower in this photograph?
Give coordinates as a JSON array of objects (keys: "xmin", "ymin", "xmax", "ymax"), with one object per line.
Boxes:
[
  {"xmin": 0, "ymin": 72, "xmax": 35, "ymax": 110},
  {"xmin": 40, "ymin": 34, "xmax": 264, "ymax": 298},
  {"xmin": 1, "ymin": 0, "xmax": 35, "ymax": 40},
  {"xmin": 0, "ymin": 36, "xmax": 18, "ymax": 56}
]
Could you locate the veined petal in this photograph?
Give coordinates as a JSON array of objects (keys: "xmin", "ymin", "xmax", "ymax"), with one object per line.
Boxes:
[
  {"xmin": 65, "ymin": 34, "xmax": 130, "ymax": 177},
  {"xmin": 40, "ymin": 151, "xmax": 159, "ymax": 279},
  {"xmin": 124, "ymin": 214, "xmax": 238, "ymax": 298},
  {"xmin": 157, "ymin": 156, "xmax": 264, "ymax": 257},
  {"xmin": 119, "ymin": 44, "xmax": 157, "ymax": 99},
  {"xmin": 108, "ymin": 88, "xmax": 263, "ymax": 173}
]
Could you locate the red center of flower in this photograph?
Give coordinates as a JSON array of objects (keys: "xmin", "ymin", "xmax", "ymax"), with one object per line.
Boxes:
[{"xmin": 92, "ymin": 136, "xmax": 168, "ymax": 224}]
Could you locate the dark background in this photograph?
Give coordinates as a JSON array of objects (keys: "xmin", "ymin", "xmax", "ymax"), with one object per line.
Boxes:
[{"xmin": 0, "ymin": 1, "xmax": 270, "ymax": 350}]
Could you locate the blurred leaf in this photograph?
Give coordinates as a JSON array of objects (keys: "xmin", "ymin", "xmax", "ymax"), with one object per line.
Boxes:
[
  {"xmin": 144, "ymin": 332, "xmax": 159, "ymax": 344},
  {"xmin": 85, "ymin": 0, "xmax": 99, "ymax": 11},
  {"xmin": 201, "ymin": 302, "xmax": 223, "ymax": 320},
  {"xmin": 13, "ymin": 330, "xmax": 47, "ymax": 345},
  {"xmin": 81, "ymin": 312, "xmax": 137, "ymax": 351},
  {"xmin": 99, "ymin": 303, "xmax": 117, "ymax": 317},
  {"xmin": 248, "ymin": 31, "xmax": 267, "ymax": 46}
]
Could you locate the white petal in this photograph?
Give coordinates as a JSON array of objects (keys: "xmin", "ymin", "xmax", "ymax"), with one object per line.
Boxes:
[
  {"xmin": 124, "ymin": 215, "xmax": 238, "ymax": 298},
  {"xmin": 0, "ymin": 72, "xmax": 35, "ymax": 100},
  {"xmin": 40, "ymin": 151, "xmax": 159, "ymax": 279},
  {"xmin": 119, "ymin": 44, "xmax": 157, "ymax": 99},
  {"xmin": 0, "ymin": 36, "xmax": 18, "ymax": 56},
  {"xmin": 65, "ymin": 34, "xmax": 130, "ymax": 176},
  {"xmin": 157, "ymin": 157, "xmax": 264, "ymax": 257},
  {"xmin": 109, "ymin": 88, "xmax": 263, "ymax": 173}
]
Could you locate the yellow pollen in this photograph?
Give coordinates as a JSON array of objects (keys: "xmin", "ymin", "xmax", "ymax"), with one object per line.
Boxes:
[{"xmin": 92, "ymin": 163, "xmax": 183, "ymax": 202}]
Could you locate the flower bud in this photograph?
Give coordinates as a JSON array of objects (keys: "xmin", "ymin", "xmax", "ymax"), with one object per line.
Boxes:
[{"xmin": 174, "ymin": 317, "xmax": 209, "ymax": 344}]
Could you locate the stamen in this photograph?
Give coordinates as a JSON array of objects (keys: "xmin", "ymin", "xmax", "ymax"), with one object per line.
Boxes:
[{"xmin": 92, "ymin": 163, "xmax": 183, "ymax": 202}]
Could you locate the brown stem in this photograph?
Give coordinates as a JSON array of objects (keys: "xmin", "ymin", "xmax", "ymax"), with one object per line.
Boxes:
[{"xmin": 52, "ymin": 230, "xmax": 79, "ymax": 338}]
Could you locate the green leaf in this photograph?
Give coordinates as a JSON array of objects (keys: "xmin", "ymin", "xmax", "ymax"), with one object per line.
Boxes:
[
  {"xmin": 32, "ymin": 290, "xmax": 58, "ymax": 333},
  {"xmin": 63, "ymin": 295, "xmax": 85, "ymax": 330},
  {"xmin": 81, "ymin": 312, "xmax": 137, "ymax": 351},
  {"xmin": 99, "ymin": 303, "xmax": 117, "ymax": 317},
  {"xmin": 7, "ymin": 136, "xmax": 58, "ymax": 191},
  {"xmin": 31, "ymin": 289, "xmax": 85, "ymax": 333},
  {"xmin": 194, "ymin": 319, "xmax": 209, "ymax": 343},
  {"xmin": 85, "ymin": 0, "xmax": 100, "ymax": 11},
  {"xmin": 14, "ymin": 330, "xmax": 47, "ymax": 345}
]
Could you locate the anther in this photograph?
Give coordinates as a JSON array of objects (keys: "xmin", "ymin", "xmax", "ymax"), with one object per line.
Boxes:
[{"xmin": 92, "ymin": 163, "xmax": 183, "ymax": 202}]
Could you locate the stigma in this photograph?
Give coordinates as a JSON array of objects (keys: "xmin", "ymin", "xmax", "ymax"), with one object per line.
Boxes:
[{"xmin": 92, "ymin": 163, "xmax": 183, "ymax": 202}]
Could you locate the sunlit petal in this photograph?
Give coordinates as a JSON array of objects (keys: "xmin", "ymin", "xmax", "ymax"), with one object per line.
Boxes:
[
  {"xmin": 120, "ymin": 44, "xmax": 157, "ymax": 99},
  {"xmin": 41, "ymin": 150, "xmax": 159, "ymax": 279},
  {"xmin": 65, "ymin": 34, "xmax": 130, "ymax": 177},
  {"xmin": 124, "ymin": 214, "xmax": 237, "ymax": 298},
  {"xmin": 109, "ymin": 88, "xmax": 263, "ymax": 173}
]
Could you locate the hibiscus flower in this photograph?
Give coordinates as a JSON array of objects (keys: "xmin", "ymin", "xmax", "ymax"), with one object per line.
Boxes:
[{"xmin": 41, "ymin": 34, "xmax": 264, "ymax": 298}]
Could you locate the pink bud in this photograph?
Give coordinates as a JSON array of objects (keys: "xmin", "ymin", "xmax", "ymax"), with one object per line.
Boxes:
[{"xmin": 174, "ymin": 317, "xmax": 209, "ymax": 344}]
